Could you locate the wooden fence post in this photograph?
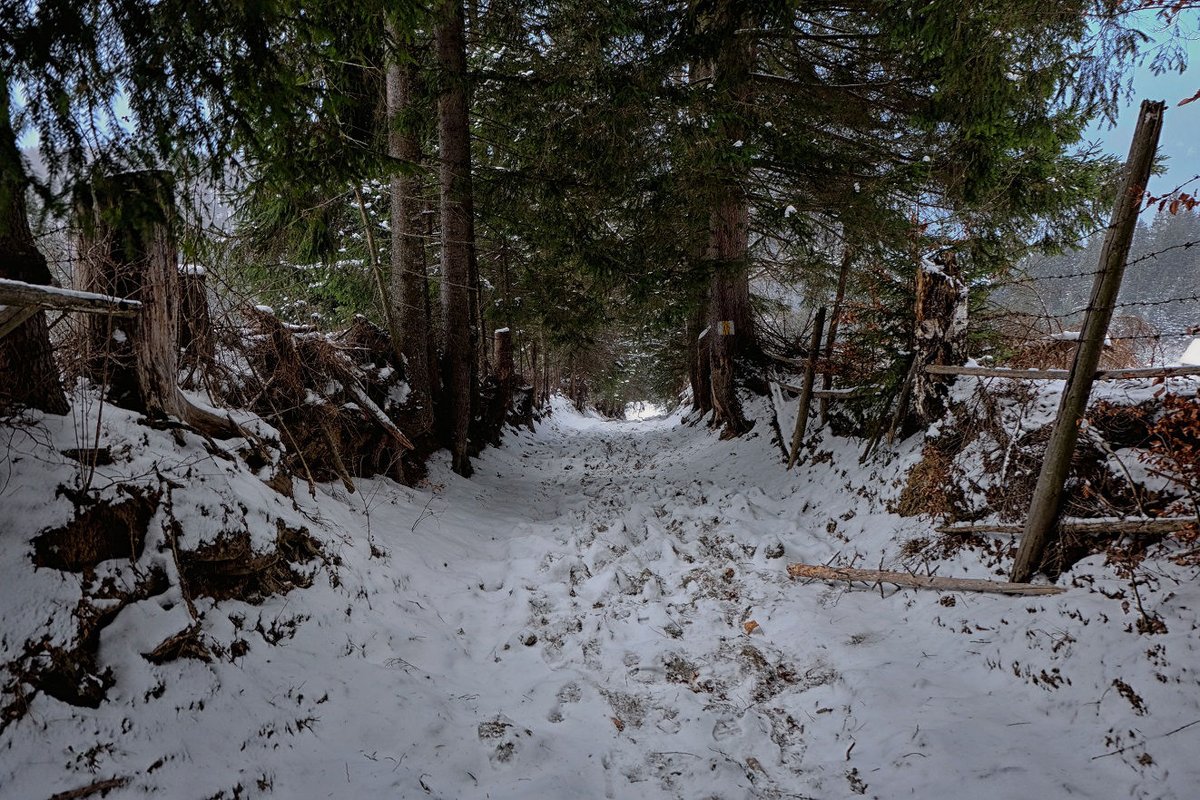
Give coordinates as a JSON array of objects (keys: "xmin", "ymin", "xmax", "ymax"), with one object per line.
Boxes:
[
  {"xmin": 787, "ymin": 306, "xmax": 826, "ymax": 469},
  {"xmin": 1010, "ymin": 99, "xmax": 1165, "ymax": 583}
]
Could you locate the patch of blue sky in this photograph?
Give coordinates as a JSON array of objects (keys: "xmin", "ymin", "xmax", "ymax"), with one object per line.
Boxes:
[{"xmin": 1085, "ymin": 18, "xmax": 1200, "ymax": 194}]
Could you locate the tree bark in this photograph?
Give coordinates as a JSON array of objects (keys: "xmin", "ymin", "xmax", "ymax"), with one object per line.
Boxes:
[
  {"xmin": 907, "ymin": 252, "xmax": 967, "ymax": 432},
  {"xmin": 707, "ymin": 205, "xmax": 753, "ymax": 435},
  {"xmin": 687, "ymin": 291, "xmax": 712, "ymax": 415},
  {"xmin": 178, "ymin": 267, "xmax": 214, "ymax": 388},
  {"xmin": 436, "ymin": 0, "xmax": 478, "ymax": 477},
  {"xmin": 0, "ymin": 82, "xmax": 68, "ymax": 415},
  {"xmin": 387, "ymin": 30, "xmax": 435, "ymax": 438},
  {"xmin": 494, "ymin": 327, "xmax": 513, "ymax": 403},
  {"xmin": 75, "ymin": 171, "xmax": 236, "ymax": 438},
  {"xmin": 703, "ymin": 1, "xmax": 756, "ymax": 437},
  {"xmin": 787, "ymin": 306, "xmax": 825, "ymax": 469}
]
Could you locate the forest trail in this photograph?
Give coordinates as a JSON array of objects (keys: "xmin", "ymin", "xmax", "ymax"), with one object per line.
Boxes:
[{"xmin": 4, "ymin": 397, "xmax": 1199, "ymax": 799}]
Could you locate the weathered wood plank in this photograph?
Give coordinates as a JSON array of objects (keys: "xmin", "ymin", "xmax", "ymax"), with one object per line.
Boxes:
[
  {"xmin": 938, "ymin": 517, "xmax": 1196, "ymax": 537},
  {"xmin": 0, "ymin": 304, "xmax": 37, "ymax": 339},
  {"xmin": 0, "ymin": 277, "xmax": 141, "ymax": 317},
  {"xmin": 925, "ymin": 364, "xmax": 1200, "ymax": 381}
]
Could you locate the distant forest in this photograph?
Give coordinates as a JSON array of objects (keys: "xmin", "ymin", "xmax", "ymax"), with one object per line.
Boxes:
[{"xmin": 1001, "ymin": 207, "xmax": 1200, "ymax": 360}]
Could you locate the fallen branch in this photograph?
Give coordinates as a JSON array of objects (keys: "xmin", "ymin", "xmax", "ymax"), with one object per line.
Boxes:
[
  {"xmin": 1090, "ymin": 719, "xmax": 1200, "ymax": 760},
  {"xmin": 775, "ymin": 380, "xmax": 878, "ymax": 399},
  {"xmin": 937, "ymin": 517, "xmax": 1196, "ymax": 537},
  {"xmin": 345, "ymin": 380, "xmax": 414, "ymax": 451},
  {"xmin": 48, "ymin": 777, "xmax": 130, "ymax": 800},
  {"xmin": 786, "ymin": 563, "xmax": 1065, "ymax": 596}
]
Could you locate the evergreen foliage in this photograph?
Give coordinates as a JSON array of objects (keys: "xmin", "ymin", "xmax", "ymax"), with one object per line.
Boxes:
[{"xmin": 4, "ymin": 0, "xmax": 1190, "ymax": 425}]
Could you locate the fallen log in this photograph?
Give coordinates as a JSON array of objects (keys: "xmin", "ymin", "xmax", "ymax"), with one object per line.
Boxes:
[
  {"xmin": 938, "ymin": 517, "xmax": 1196, "ymax": 537},
  {"xmin": 48, "ymin": 777, "xmax": 130, "ymax": 800},
  {"xmin": 786, "ymin": 563, "xmax": 1065, "ymax": 596}
]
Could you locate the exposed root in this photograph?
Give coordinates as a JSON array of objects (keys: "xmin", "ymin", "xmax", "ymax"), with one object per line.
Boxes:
[{"xmin": 179, "ymin": 520, "xmax": 324, "ymax": 604}]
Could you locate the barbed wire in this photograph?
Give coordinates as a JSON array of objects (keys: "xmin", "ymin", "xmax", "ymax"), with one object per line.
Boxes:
[
  {"xmin": 985, "ymin": 238, "xmax": 1200, "ymax": 291},
  {"xmin": 1115, "ymin": 293, "xmax": 1200, "ymax": 310},
  {"xmin": 1107, "ymin": 331, "xmax": 1196, "ymax": 342}
]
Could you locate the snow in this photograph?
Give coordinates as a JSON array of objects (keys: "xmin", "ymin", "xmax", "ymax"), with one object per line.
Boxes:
[
  {"xmin": 625, "ymin": 401, "xmax": 667, "ymax": 421},
  {"xmin": 1181, "ymin": 338, "xmax": 1200, "ymax": 365},
  {"xmin": 0, "ymin": 277, "xmax": 142, "ymax": 308},
  {"xmin": 1050, "ymin": 330, "xmax": 1113, "ymax": 346},
  {"xmin": 783, "ymin": 205, "xmax": 797, "ymax": 218},
  {"xmin": 2, "ymin": 390, "xmax": 1199, "ymax": 799}
]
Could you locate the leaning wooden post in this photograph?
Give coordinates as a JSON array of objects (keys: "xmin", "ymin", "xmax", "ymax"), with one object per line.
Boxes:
[
  {"xmin": 1010, "ymin": 99, "xmax": 1164, "ymax": 583},
  {"xmin": 787, "ymin": 306, "xmax": 826, "ymax": 469}
]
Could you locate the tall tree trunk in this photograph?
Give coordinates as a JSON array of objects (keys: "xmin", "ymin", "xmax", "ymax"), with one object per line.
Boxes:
[
  {"xmin": 687, "ymin": 289, "xmax": 712, "ymax": 415},
  {"xmin": 702, "ymin": 1, "xmax": 755, "ymax": 436},
  {"xmin": 436, "ymin": 0, "xmax": 477, "ymax": 477},
  {"xmin": 0, "ymin": 82, "xmax": 68, "ymax": 415},
  {"xmin": 387, "ymin": 32, "xmax": 435, "ymax": 439},
  {"xmin": 178, "ymin": 267, "xmax": 214, "ymax": 389},
  {"xmin": 707, "ymin": 209, "xmax": 753, "ymax": 435}
]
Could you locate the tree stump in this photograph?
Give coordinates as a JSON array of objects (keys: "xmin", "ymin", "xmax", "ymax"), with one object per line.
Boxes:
[
  {"xmin": 75, "ymin": 171, "xmax": 236, "ymax": 437},
  {"xmin": 908, "ymin": 252, "xmax": 967, "ymax": 431}
]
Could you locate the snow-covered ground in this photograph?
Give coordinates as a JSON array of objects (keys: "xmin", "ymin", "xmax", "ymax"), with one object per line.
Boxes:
[{"xmin": 2, "ymin": 393, "xmax": 1199, "ymax": 799}]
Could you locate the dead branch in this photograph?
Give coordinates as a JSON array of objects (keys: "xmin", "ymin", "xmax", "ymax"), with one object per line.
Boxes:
[{"xmin": 786, "ymin": 563, "xmax": 1065, "ymax": 595}]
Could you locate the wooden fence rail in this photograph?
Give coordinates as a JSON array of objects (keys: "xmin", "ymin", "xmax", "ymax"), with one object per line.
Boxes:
[
  {"xmin": 925, "ymin": 364, "xmax": 1200, "ymax": 381},
  {"xmin": 0, "ymin": 277, "xmax": 142, "ymax": 319},
  {"xmin": 1, "ymin": 278, "xmax": 144, "ymax": 340},
  {"xmin": 937, "ymin": 517, "xmax": 1195, "ymax": 537}
]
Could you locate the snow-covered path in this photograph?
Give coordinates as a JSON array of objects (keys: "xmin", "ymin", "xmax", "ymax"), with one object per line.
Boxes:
[{"xmin": 4, "ymin": 398, "xmax": 1199, "ymax": 799}]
